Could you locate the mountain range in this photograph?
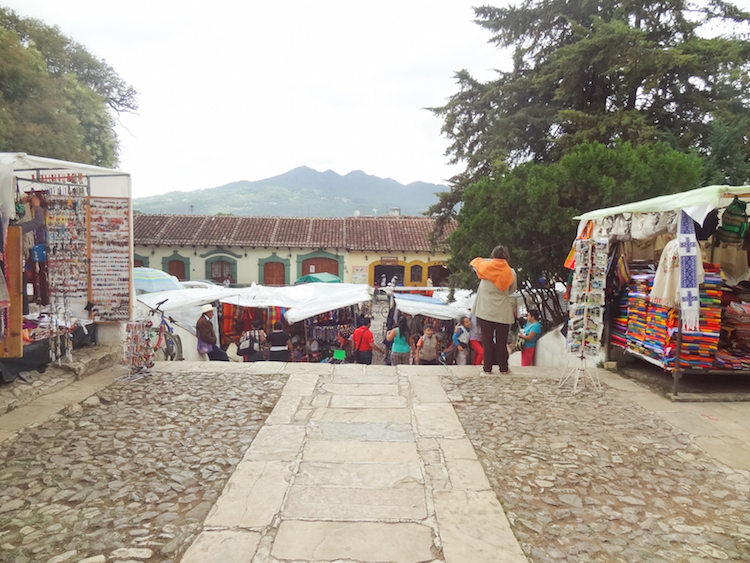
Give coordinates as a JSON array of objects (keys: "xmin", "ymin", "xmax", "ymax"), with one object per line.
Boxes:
[{"xmin": 132, "ymin": 166, "xmax": 448, "ymax": 217}]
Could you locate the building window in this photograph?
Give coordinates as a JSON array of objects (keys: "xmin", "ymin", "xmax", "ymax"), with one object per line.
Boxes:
[
  {"xmin": 168, "ymin": 260, "xmax": 186, "ymax": 281},
  {"xmin": 410, "ymin": 265, "xmax": 423, "ymax": 285},
  {"xmin": 134, "ymin": 259, "xmax": 144, "ymax": 268},
  {"xmin": 210, "ymin": 259, "xmax": 233, "ymax": 283}
]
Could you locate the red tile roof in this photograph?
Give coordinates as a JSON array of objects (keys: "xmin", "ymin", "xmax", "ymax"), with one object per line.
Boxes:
[{"xmin": 133, "ymin": 214, "xmax": 455, "ymax": 252}]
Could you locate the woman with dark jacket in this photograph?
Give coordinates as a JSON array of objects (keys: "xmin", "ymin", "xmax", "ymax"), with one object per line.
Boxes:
[{"xmin": 267, "ymin": 321, "xmax": 293, "ymax": 362}]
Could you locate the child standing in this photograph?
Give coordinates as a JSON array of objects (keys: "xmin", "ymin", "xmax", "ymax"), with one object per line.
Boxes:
[
  {"xmin": 453, "ymin": 316, "xmax": 472, "ymax": 365},
  {"xmin": 417, "ymin": 324, "xmax": 439, "ymax": 365},
  {"xmin": 469, "ymin": 314, "xmax": 483, "ymax": 366},
  {"xmin": 518, "ymin": 309, "xmax": 541, "ymax": 366}
]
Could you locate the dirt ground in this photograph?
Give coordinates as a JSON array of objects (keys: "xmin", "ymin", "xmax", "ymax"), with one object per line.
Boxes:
[{"xmin": 614, "ymin": 351, "xmax": 750, "ymax": 398}]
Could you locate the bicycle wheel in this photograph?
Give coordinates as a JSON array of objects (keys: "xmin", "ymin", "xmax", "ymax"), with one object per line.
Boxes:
[
  {"xmin": 170, "ymin": 333, "xmax": 183, "ymax": 361},
  {"xmin": 155, "ymin": 332, "xmax": 182, "ymax": 361}
]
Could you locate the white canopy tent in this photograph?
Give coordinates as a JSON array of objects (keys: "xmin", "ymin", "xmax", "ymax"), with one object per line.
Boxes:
[
  {"xmin": 393, "ymin": 294, "xmax": 469, "ymax": 321},
  {"xmin": 137, "ymin": 283, "xmax": 372, "ymax": 334},
  {"xmin": 0, "ymin": 153, "xmax": 131, "ymax": 219}
]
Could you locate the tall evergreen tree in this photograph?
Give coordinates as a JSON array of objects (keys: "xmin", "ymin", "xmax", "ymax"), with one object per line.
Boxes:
[{"xmin": 430, "ymin": 0, "xmax": 750, "ymax": 226}]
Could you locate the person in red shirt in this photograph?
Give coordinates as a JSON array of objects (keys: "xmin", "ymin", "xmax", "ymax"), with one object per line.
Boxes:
[{"xmin": 351, "ymin": 318, "xmax": 383, "ymax": 364}]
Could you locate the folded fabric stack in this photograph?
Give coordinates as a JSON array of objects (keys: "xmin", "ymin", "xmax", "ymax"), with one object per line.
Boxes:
[
  {"xmin": 724, "ymin": 301, "xmax": 750, "ymax": 345},
  {"xmin": 610, "ymin": 290, "xmax": 629, "ymax": 348},
  {"xmin": 627, "ymin": 274, "xmax": 653, "ymax": 353},
  {"xmin": 714, "ymin": 347, "xmax": 750, "ymax": 370},
  {"xmin": 676, "ymin": 263, "xmax": 722, "ymax": 370},
  {"xmin": 644, "ymin": 303, "xmax": 671, "ymax": 362}
]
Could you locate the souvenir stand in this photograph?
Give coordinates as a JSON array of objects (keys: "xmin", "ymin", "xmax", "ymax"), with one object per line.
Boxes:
[
  {"xmin": 561, "ymin": 238, "xmax": 607, "ymax": 392},
  {"xmin": 284, "ymin": 285, "xmax": 372, "ymax": 363},
  {"xmin": 0, "ymin": 153, "xmax": 132, "ymax": 380},
  {"xmin": 573, "ymin": 185, "xmax": 750, "ymax": 395},
  {"xmin": 214, "ymin": 283, "xmax": 372, "ymax": 362}
]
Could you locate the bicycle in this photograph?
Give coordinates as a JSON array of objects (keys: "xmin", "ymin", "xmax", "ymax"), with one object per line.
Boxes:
[{"xmin": 147, "ymin": 299, "xmax": 184, "ymax": 361}]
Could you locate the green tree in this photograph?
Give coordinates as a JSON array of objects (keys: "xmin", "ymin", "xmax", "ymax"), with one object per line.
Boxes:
[
  {"xmin": 430, "ymin": 0, "xmax": 750, "ymax": 226},
  {"xmin": 448, "ymin": 141, "xmax": 702, "ymax": 286},
  {"xmin": 0, "ymin": 8, "xmax": 137, "ymax": 166}
]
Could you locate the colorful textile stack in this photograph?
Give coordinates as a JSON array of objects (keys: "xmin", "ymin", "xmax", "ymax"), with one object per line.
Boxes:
[
  {"xmin": 626, "ymin": 274, "xmax": 653, "ymax": 353},
  {"xmin": 674, "ymin": 263, "xmax": 722, "ymax": 370},
  {"xmin": 610, "ymin": 290, "xmax": 629, "ymax": 348},
  {"xmin": 714, "ymin": 347, "xmax": 750, "ymax": 370},
  {"xmin": 717, "ymin": 300, "xmax": 750, "ymax": 369},
  {"xmin": 643, "ymin": 303, "xmax": 672, "ymax": 361},
  {"xmin": 724, "ymin": 301, "xmax": 750, "ymax": 345}
]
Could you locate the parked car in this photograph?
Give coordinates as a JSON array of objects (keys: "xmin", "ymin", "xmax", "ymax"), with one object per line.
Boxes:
[{"xmin": 179, "ymin": 280, "xmax": 218, "ymax": 290}]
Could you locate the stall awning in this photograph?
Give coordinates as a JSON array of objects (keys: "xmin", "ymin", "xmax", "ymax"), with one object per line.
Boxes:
[
  {"xmin": 575, "ymin": 185, "xmax": 750, "ymax": 223},
  {"xmin": 138, "ymin": 283, "xmax": 372, "ymax": 330},
  {"xmin": 0, "ymin": 153, "xmax": 132, "ymax": 220},
  {"xmin": 394, "ymin": 293, "xmax": 469, "ymax": 320}
]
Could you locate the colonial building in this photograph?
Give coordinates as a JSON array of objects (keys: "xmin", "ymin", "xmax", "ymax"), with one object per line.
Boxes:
[{"xmin": 133, "ymin": 214, "xmax": 455, "ymax": 286}]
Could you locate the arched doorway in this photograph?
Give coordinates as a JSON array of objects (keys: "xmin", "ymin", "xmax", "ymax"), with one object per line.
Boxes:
[
  {"xmin": 167, "ymin": 260, "xmax": 186, "ymax": 281},
  {"xmin": 374, "ymin": 264, "xmax": 405, "ymax": 287},
  {"xmin": 302, "ymin": 257, "xmax": 338, "ymax": 276},
  {"xmin": 428, "ymin": 264, "xmax": 449, "ymax": 286},
  {"xmin": 264, "ymin": 262, "xmax": 285, "ymax": 285}
]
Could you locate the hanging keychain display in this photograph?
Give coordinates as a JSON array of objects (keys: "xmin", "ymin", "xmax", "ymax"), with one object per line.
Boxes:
[{"xmin": 89, "ymin": 197, "xmax": 131, "ymax": 321}]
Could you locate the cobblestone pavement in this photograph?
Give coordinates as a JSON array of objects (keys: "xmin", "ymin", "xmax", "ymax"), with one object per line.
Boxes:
[
  {"xmin": 0, "ymin": 362, "xmax": 287, "ymax": 563},
  {"xmin": 0, "ymin": 345, "xmax": 122, "ymax": 415},
  {"xmin": 441, "ymin": 371, "xmax": 750, "ymax": 563}
]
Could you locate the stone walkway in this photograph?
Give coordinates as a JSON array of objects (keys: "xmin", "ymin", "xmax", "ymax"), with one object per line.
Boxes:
[
  {"xmin": 1, "ymin": 360, "xmax": 750, "ymax": 562},
  {"xmin": 180, "ymin": 363, "xmax": 526, "ymax": 563}
]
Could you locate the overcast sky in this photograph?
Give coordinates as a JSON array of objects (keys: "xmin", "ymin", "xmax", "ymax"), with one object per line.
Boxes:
[{"xmin": 3, "ymin": 1, "xmax": 508, "ymax": 199}]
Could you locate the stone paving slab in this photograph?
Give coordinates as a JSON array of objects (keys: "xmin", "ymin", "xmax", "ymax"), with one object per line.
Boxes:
[
  {"xmin": 295, "ymin": 461, "xmax": 423, "ymax": 488},
  {"xmin": 413, "ymin": 403, "xmax": 467, "ymax": 438},
  {"xmin": 243, "ymin": 425, "xmax": 306, "ymax": 461},
  {"xmin": 271, "ymin": 520, "xmax": 435, "ymax": 563},
  {"xmin": 411, "ymin": 375, "xmax": 451, "ymax": 403},
  {"xmin": 308, "ymin": 421, "xmax": 414, "ymax": 442},
  {"xmin": 204, "ymin": 460, "xmax": 293, "ymax": 528},
  {"xmin": 434, "ymin": 490, "xmax": 527, "ymax": 563},
  {"xmin": 181, "ymin": 530, "xmax": 261, "ymax": 562},
  {"xmin": 284, "ymin": 485, "xmax": 428, "ymax": 520},
  {"xmin": 332, "ymin": 373, "xmax": 398, "ymax": 384},
  {"xmin": 311, "ymin": 407, "xmax": 412, "ymax": 424},
  {"xmin": 321, "ymin": 382, "xmax": 400, "ymax": 395},
  {"xmin": 281, "ymin": 373, "xmax": 320, "ymax": 396},
  {"xmin": 330, "ymin": 394, "xmax": 408, "ymax": 409},
  {"xmin": 302, "ymin": 440, "xmax": 419, "ymax": 463}
]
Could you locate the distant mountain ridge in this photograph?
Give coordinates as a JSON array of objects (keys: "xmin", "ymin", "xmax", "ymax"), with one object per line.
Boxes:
[{"xmin": 132, "ymin": 166, "xmax": 447, "ymax": 217}]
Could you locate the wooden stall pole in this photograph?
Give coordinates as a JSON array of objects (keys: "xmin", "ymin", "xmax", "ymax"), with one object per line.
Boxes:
[{"xmin": 1, "ymin": 226, "xmax": 24, "ymax": 358}]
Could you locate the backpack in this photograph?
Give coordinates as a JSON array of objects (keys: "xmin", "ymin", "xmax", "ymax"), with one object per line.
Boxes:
[
  {"xmin": 238, "ymin": 331, "xmax": 259, "ymax": 356},
  {"xmin": 717, "ymin": 196, "xmax": 748, "ymax": 244}
]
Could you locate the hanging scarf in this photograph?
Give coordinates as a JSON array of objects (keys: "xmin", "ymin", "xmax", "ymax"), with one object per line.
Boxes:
[
  {"xmin": 678, "ymin": 210, "xmax": 701, "ymax": 332},
  {"xmin": 470, "ymin": 257, "xmax": 514, "ymax": 291}
]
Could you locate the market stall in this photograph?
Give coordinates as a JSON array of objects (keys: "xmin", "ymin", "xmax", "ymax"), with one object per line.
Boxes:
[
  {"xmin": 138, "ymin": 283, "xmax": 372, "ymax": 362},
  {"xmin": 0, "ymin": 153, "xmax": 132, "ymax": 380},
  {"xmin": 571, "ymin": 185, "xmax": 750, "ymax": 394}
]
